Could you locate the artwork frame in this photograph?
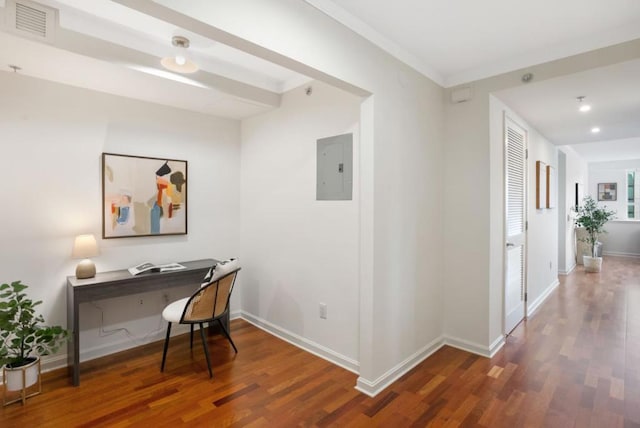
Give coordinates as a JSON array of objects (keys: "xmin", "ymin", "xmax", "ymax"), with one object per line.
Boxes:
[
  {"xmin": 546, "ymin": 165, "xmax": 556, "ymax": 209},
  {"xmin": 536, "ymin": 161, "xmax": 547, "ymax": 209},
  {"xmin": 102, "ymin": 153, "xmax": 188, "ymax": 239},
  {"xmin": 597, "ymin": 182, "xmax": 617, "ymax": 202}
]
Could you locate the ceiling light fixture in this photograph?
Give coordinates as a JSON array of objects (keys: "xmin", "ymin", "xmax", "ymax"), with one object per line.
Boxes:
[
  {"xmin": 591, "ymin": 127, "xmax": 601, "ymax": 134},
  {"xmin": 161, "ymin": 36, "xmax": 198, "ymax": 74},
  {"xmin": 577, "ymin": 96, "xmax": 591, "ymax": 112}
]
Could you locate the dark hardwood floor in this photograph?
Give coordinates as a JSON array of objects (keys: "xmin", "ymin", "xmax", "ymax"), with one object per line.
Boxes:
[{"xmin": 3, "ymin": 256, "xmax": 640, "ymax": 427}]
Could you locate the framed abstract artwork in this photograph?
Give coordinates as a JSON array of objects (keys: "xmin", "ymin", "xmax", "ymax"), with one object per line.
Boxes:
[
  {"xmin": 597, "ymin": 182, "xmax": 617, "ymax": 201},
  {"xmin": 102, "ymin": 153, "xmax": 187, "ymax": 238}
]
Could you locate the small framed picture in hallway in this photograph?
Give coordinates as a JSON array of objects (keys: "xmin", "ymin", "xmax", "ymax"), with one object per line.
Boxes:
[{"xmin": 597, "ymin": 182, "xmax": 617, "ymax": 201}]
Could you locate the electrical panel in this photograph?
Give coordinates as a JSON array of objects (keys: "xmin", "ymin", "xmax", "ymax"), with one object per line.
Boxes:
[{"xmin": 316, "ymin": 133, "xmax": 353, "ymax": 200}]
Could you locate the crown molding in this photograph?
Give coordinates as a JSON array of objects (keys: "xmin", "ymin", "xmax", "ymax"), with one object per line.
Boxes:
[
  {"xmin": 304, "ymin": 0, "xmax": 445, "ymax": 86},
  {"xmin": 305, "ymin": 0, "xmax": 640, "ymax": 89},
  {"xmin": 445, "ymin": 22, "xmax": 640, "ymax": 87}
]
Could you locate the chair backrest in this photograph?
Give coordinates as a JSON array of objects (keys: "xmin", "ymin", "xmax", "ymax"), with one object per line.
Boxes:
[{"xmin": 181, "ymin": 268, "xmax": 240, "ymax": 323}]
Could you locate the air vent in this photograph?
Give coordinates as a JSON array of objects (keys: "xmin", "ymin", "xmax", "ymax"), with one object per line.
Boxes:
[
  {"xmin": 16, "ymin": 2, "xmax": 47, "ymax": 37},
  {"xmin": 5, "ymin": 0, "xmax": 57, "ymax": 44}
]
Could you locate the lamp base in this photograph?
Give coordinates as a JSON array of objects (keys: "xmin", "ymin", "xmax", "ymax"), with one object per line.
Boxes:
[{"xmin": 76, "ymin": 259, "xmax": 96, "ymax": 279}]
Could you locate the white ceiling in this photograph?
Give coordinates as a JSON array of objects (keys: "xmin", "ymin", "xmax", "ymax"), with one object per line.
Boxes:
[
  {"xmin": 307, "ymin": 0, "xmax": 640, "ymax": 161},
  {"xmin": 562, "ymin": 138, "xmax": 640, "ymax": 163},
  {"xmin": 307, "ymin": 0, "xmax": 640, "ymax": 88},
  {"xmin": 1, "ymin": 0, "xmax": 639, "ymax": 159},
  {"xmin": 495, "ymin": 59, "xmax": 640, "ymax": 144},
  {"xmin": 0, "ymin": 0, "xmax": 311, "ymax": 119}
]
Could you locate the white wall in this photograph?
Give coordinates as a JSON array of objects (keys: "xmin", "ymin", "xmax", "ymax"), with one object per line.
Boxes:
[
  {"xmin": 588, "ymin": 160, "xmax": 636, "ymax": 216},
  {"xmin": 598, "ymin": 222, "xmax": 640, "ymax": 256},
  {"xmin": 445, "ymin": 94, "xmax": 491, "ymax": 354},
  {"xmin": 155, "ymin": 0, "xmax": 445, "ymax": 393},
  {"xmin": 558, "ymin": 151, "xmax": 568, "ymax": 272},
  {"xmin": 240, "ymin": 81, "xmax": 361, "ymax": 369},
  {"xmin": 0, "ymin": 72, "xmax": 241, "ymax": 364},
  {"xmin": 525, "ymin": 119, "xmax": 559, "ymax": 315},
  {"xmin": 588, "ymin": 160, "xmax": 640, "ymax": 256},
  {"xmin": 559, "ymin": 146, "xmax": 588, "ymax": 272}
]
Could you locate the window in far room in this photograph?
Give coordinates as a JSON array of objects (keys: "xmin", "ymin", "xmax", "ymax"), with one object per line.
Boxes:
[{"xmin": 628, "ymin": 170, "xmax": 638, "ymax": 219}]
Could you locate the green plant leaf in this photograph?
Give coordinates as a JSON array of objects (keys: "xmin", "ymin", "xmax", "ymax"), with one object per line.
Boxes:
[
  {"xmin": 575, "ymin": 195, "xmax": 616, "ymax": 257},
  {"xmin": 0, "ymin": 280, "xmax": 69, "ymax": 365}
]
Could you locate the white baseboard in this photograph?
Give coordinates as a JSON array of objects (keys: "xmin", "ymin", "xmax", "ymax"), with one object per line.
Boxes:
[
  {"xmin": 488, "ymin": 335, "xmax": 506, "ymax": 357},
  {"xmin": 11, "ymin": 311, "xmax": 502, "ymax": 399},
  {"xmin": 40, "ymin": 353, "xmax": 69, "ymax": 374},
  {"xmin": 558, "ymin": 262, "xmax": 576, "ymax": 275},
  {"xmin": 239, "ymin": 311, "xmax": 359, "ymax": 374},
  {"xmin": 603, "ymin": 251, "xmax": 640, "ymax": 258},
  {"xmin": 443, "ymin": 335, "xmax": 493, "ymax": 358},
  {"xmin": 528, "ymin": 278, "xmax": 559, "ymax": 317},
  {"xmin": 2, "ymin": 315, "xmax": 245, "ymax": 381},
  {"xmin": 73, "ymin": 311, "xmax": 244, "ymax": 367},
  {"xmin": 358, "ymin": 331, "xmax": 506, "ymax": 398},
  {"xmin": 355, "ymin": 336, "xmax": 445, "ymax": 397},
  {"xmin": 0, "ymin": 310, "xmax": 331, "ymax": 383},
  {"xmin": 239, "ymin": 313, "xmax": 502, "ymax": 398},
  {"xmin": 1, "ymin": 332, "xmax": 169, "ymax": 382}
]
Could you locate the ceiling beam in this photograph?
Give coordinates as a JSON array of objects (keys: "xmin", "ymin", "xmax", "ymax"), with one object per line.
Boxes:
[
  {"xmin": 55, "ymin": 27, "xmax": 281, "ymax": 108},
  {"xmin": 112, "ymin": 0, "xmax": 371, "ymax": 97}
]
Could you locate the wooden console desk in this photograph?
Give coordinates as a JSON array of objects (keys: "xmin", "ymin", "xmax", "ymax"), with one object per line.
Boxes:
[{"xmin": 66, "ymin": 258, "xmax": 221, "ymax": 386}]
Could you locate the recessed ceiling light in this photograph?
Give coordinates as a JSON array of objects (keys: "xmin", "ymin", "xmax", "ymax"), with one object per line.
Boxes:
[{"xmin": 591, "ymin": 127, "xmax": 601, "ymax": 133}]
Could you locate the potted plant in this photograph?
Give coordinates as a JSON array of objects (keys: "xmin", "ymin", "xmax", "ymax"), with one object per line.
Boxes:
[
  {"xmin": 575, "ymin": 196, "xmax": 616, "ymax": 272},
  {"xmin": 0, "ymin": 281, "xmax": 68, "ymax": 405}
]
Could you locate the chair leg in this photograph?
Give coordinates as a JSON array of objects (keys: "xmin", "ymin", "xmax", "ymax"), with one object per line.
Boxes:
[
  {"xmin": 190, "ymin": 324, "xmax": 194, "ymax": 349},
  {"xmin": 199, "ymin": 323, "xmax": 213, "ymax": 378},
  {"xmin": 217, "ymin": 318, "xmax": 238, "ymax": 353},
  {"xmin": 161, "ymin": 322, "xmax": 172, "ymax": 372}
]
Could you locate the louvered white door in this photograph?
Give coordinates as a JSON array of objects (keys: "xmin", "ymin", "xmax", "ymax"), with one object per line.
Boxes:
[{"xmin": 504, "ymin": 116, "xmax": 527, "ymax": 334}]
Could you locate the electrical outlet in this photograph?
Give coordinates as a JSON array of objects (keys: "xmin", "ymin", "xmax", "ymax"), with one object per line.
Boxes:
[
  {"xmin": 139, "ymin": 299, "xmax": 144, "ymax": 305},
  {"xmin": 319, "ymin": 303, "xmax": 327, "ymax": 319},
  {"xmin": 162, "ymin": 293, "xmax": 170, "ymax": 304}
]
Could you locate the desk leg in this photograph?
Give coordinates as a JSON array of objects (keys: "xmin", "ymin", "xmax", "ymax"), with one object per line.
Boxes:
[{"xmin": 67, "ymin": 286, "xmax": 80, "ymax": 386}]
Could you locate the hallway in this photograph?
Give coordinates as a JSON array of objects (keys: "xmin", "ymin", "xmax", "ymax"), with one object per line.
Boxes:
[
  {"xmin": 481, "ymin": 255, "xmax": 640, "ymax": 426},
  {"xmin": 342, "ymin": 255, "xmax": 640, "ymax": 426}
]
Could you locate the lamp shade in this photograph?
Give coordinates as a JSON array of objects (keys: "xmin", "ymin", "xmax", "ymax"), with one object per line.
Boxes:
[
  {"xmin": 72, "ymin": 234, "xmax": 99, "ymax": 259},
  {"xmin": 160, "ymin": 56, "xmax": 198, "ymax": 74},
  {"xmin": 160, "ymin": 35, "xmax": 199, "ymax": 74}
]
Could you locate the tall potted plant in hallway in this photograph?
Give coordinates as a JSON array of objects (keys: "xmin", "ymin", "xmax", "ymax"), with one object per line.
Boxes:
[{"xmin": 575, "ymin": 196, "xmax": 616, "ymax": 272}]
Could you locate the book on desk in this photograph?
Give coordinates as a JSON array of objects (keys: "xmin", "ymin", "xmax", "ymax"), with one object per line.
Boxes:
[{"xmin": 128, "ymin": 262, "xmax": 186, "ymax": 276}]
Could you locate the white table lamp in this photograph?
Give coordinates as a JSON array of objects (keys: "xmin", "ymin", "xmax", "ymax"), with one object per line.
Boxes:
[{"xmin": 72, "ymin": 234, "xmax": 99, "ymax": 279}]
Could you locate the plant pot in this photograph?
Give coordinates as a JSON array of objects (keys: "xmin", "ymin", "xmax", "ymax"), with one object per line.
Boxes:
[
  {"xmin": 5, "ymin": 357, "xmax": 39, "ymax": 391},
  {"xmin": 583, "ymin": 256, "xmax": 603, "ymax": 273},
  {"xmin": 3, "ymin": 356, "xmax": 41, "ymax": 406}
]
